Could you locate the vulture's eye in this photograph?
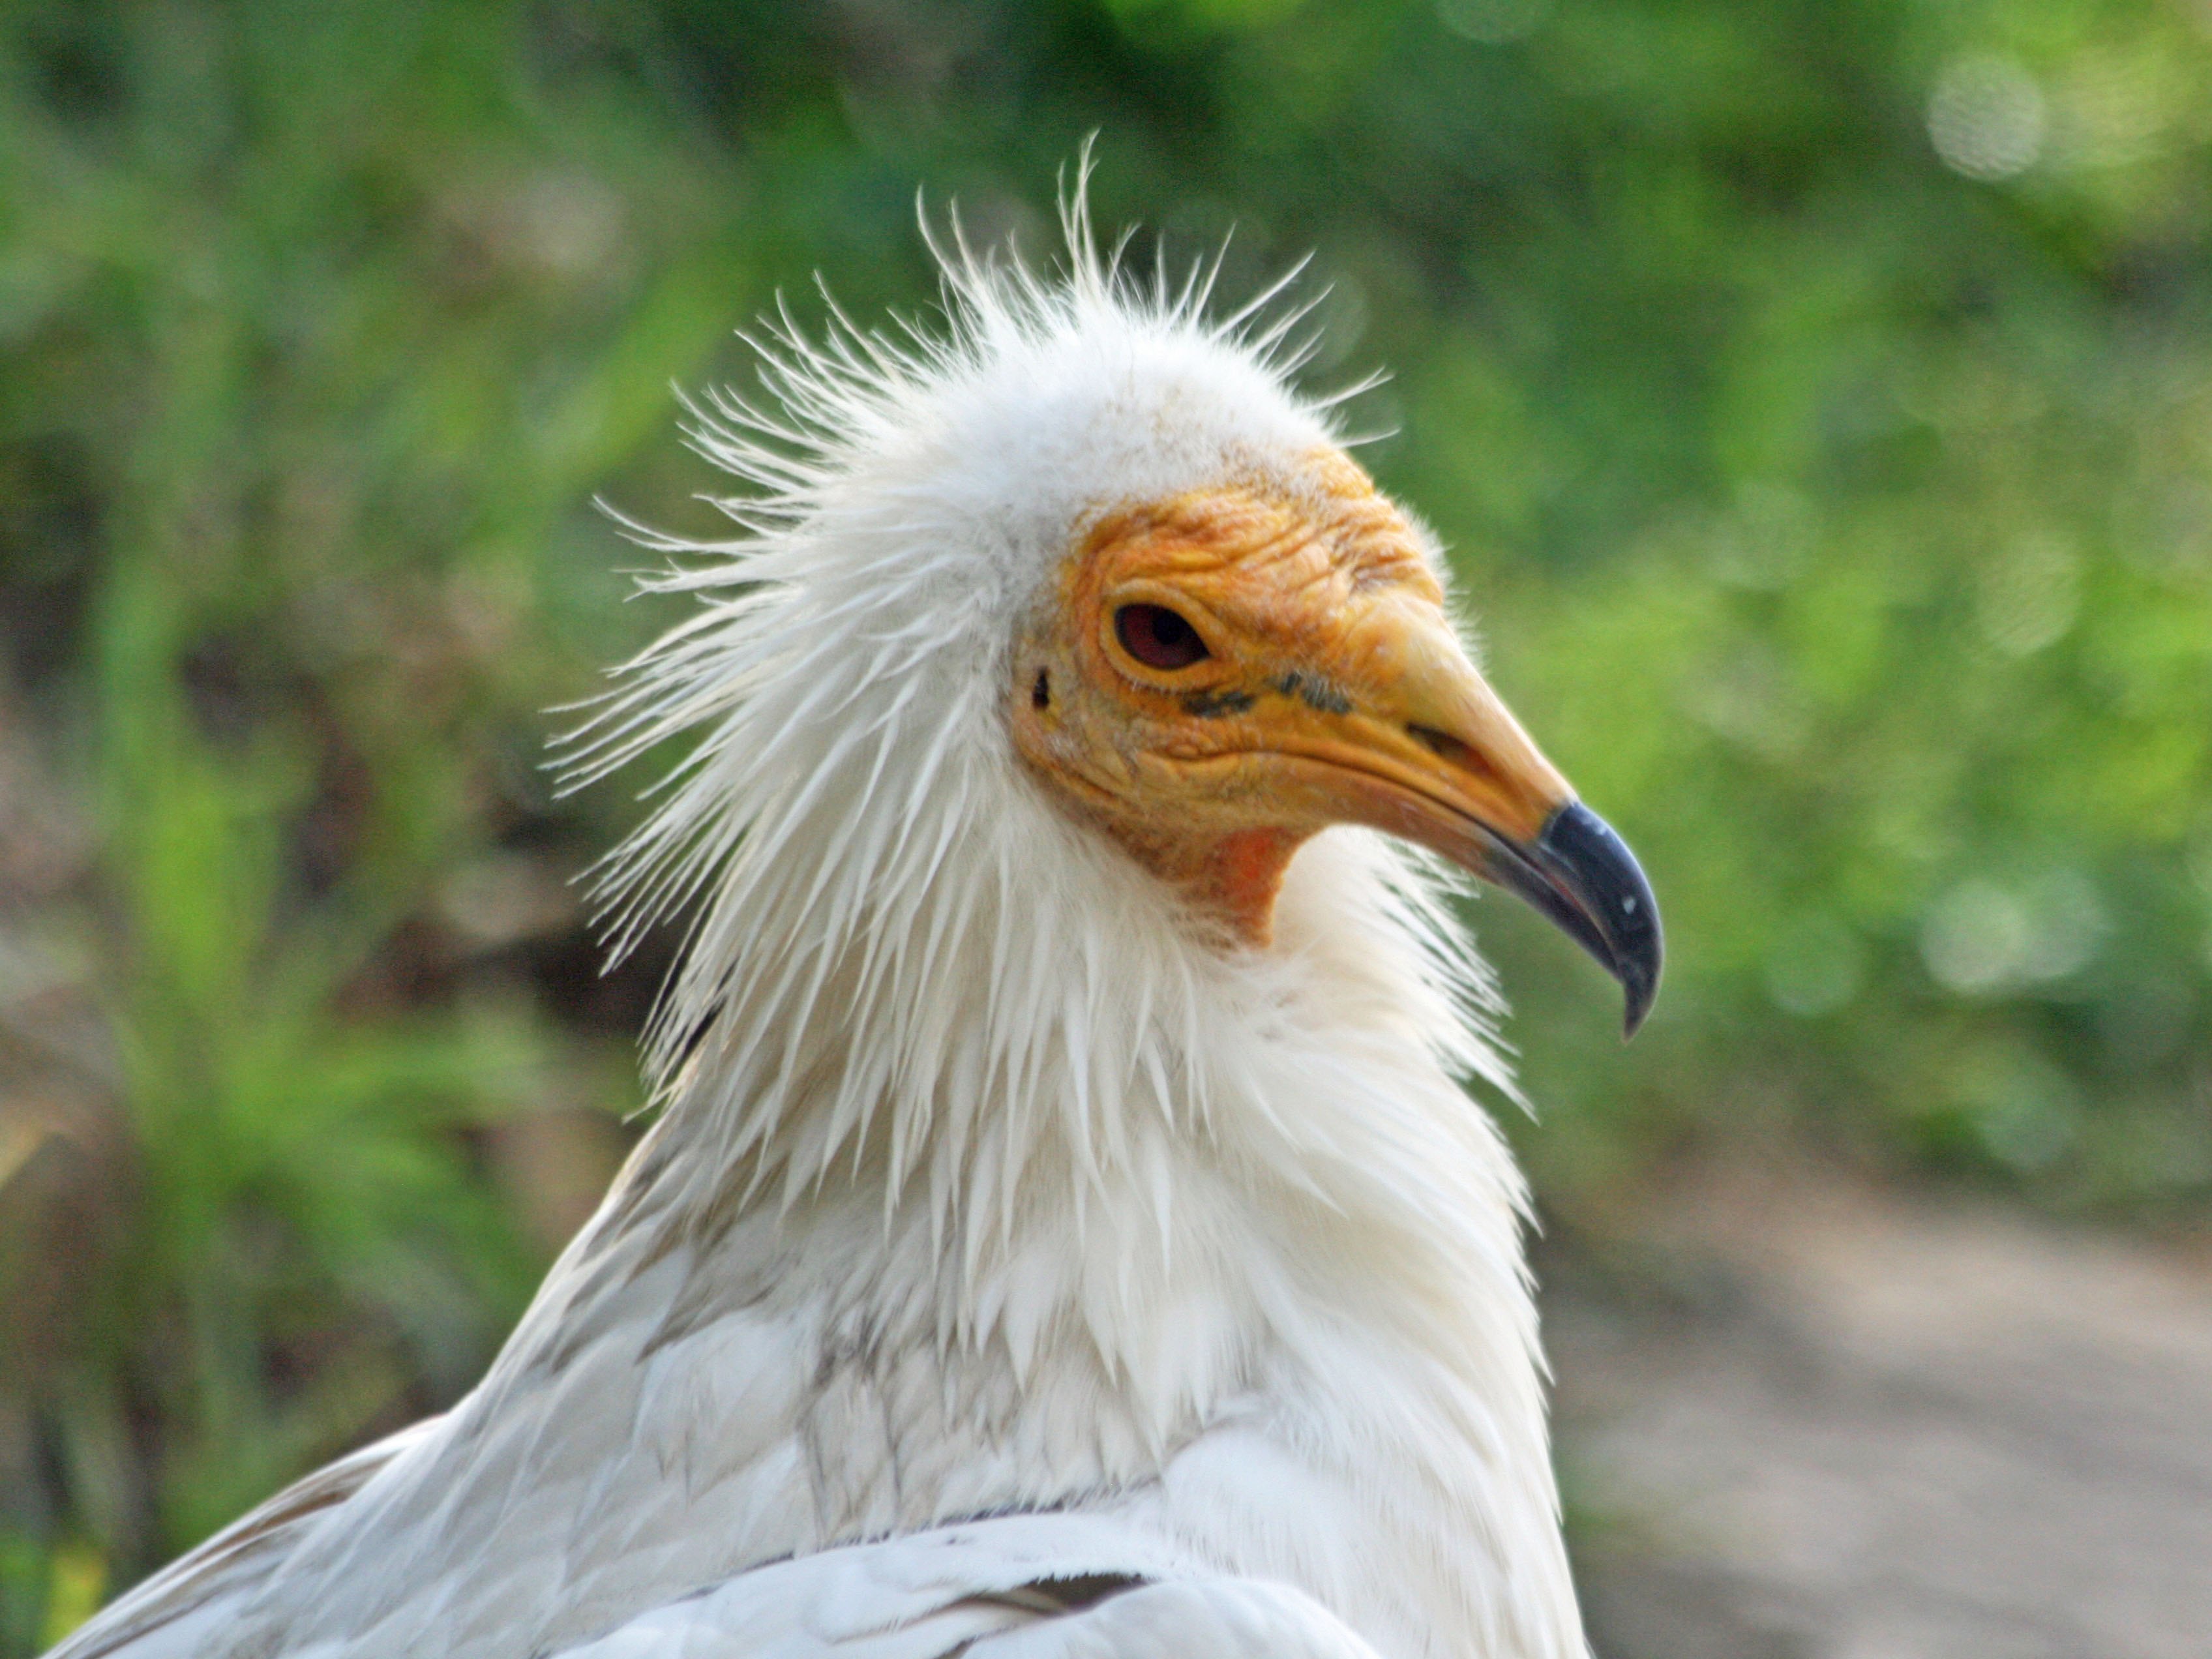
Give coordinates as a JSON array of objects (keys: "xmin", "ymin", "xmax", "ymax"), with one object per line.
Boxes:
[{"xmin": 1114, "ymin": 604, "xmax": 1210, "ymax": 672}]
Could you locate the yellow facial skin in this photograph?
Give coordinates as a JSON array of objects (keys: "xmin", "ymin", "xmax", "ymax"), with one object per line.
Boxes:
[{"xmin": 1009, "ymin": 450, "xmax": 1578, "ymax": 948}]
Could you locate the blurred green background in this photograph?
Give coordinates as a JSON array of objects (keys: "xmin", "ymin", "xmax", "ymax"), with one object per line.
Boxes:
[{"xmin": 3, "ymin": 0, "xmax": 2210, "ymax": 1649}]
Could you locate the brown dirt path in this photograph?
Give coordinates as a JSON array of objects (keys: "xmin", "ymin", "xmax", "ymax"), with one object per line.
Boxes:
[{"xmin": 1546, "ymin": 1187, "xmax": 2212, "ymax": 1659}]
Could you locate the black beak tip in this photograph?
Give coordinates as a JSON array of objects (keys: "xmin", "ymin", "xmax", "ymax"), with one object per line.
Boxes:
[
  {"xmin": 1533, "ymin": 801, "xmax": 1664, "ymax": 1041},
  {"xmin": 1619, "ymin": 958, "xmax": 1658, "ymax": 1041}
]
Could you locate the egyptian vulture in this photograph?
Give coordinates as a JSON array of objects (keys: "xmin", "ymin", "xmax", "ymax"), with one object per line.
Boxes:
[{"xmin": 53, "ymin": 192, "xmax": 1659, "ymax": 1659}]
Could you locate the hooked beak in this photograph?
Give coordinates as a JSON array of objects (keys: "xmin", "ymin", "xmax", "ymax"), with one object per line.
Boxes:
[
  {"xmin": 1274, "ymin": 594, "xmax": 1664, "ymax": 1036},
  {"xmin": 1474, "ymin": 801, "xmax": 1662, "ymax": 1038}
]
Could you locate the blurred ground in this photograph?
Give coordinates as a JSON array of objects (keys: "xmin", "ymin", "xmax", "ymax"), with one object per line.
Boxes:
[{"xmin": 1548, "ymin": 1182, "xmax": 2212, "ymax": 1659}]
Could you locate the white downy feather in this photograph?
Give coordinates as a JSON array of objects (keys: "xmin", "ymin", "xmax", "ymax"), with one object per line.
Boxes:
[{"xmin": 51, "ymin": 177, "xmax": 1587, "ymax": 1659}]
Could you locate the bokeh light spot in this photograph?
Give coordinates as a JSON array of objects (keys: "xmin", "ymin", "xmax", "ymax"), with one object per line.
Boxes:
[
  {"xmin": 1765, "ymin": 913, "xmax": 1868, "ymax": 1018},
  {"xmin": 1977, "ymin": 534, "xmax": 2080, "ymax": 657},
  {"xmin": 1437, "ymin": 0, "xmax": 1552, "ymax": 45},
  {"xmin": 1929, "ymin": 54, "xmax": 2046, "ymax": 181},
  {"xmin": 1921, "ymin": 873, "xmax": 2108, "ymax": 994}
]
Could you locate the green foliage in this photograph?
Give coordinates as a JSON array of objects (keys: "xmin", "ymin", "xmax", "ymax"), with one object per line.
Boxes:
[{"xmin": 2, "ymin": 0, "xmax": 2209, "ymax": 1645}]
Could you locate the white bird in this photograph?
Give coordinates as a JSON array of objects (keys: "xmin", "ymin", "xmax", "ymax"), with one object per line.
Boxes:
[{"xmin": 53, "ymin": 182, "xmax": 1660, "ymax": 1659}]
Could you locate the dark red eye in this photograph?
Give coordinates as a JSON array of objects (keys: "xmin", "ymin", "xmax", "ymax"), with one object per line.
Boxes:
[{"xmin": 1114, "ymin": 604, "xmax": 1210, "ymax": 672}]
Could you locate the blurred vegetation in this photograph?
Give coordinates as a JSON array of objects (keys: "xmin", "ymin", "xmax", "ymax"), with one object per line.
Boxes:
[{"xmin": 3, "ymin": 0, "xmax": 2211, "ymax": 1647}]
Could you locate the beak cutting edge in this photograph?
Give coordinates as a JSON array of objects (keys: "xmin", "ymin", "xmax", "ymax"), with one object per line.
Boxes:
[{"xmin": 1480, "ymin": 801, "xmax": 1663, "ymax": 1038}]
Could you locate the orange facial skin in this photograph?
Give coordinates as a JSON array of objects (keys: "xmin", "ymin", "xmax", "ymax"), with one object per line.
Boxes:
[{"xmin": 1009, "ymin": 449, "xmax": 1578, "ymax": 947}]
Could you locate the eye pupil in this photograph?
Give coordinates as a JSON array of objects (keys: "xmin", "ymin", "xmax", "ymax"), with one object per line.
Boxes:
[{"xmin": 1115, "ymin": 604, "xmax": 1210, "ymax": 671}]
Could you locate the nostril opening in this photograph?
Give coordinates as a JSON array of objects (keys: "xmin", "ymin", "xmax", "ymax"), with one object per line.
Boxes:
[
  {"xmin": 1032, "ymin": 668, "xmax": 1051, "ymax": 710},
  {"xmin": 1407, "ymin": 723, "xmax": 1465, "ymax": 762},
  {"xmin": 1407, "ymin": 723, "xmax": 1497, "ymax": 782}
]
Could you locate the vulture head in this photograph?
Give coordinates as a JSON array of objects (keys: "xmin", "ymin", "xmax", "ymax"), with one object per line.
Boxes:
[{"xmin": 1005, "ymin": 421, "xmax": 1657, "ymax": 1024}]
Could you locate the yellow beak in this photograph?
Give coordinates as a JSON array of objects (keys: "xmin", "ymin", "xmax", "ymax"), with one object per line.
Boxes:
[{"xmin": 1249, "ymin": 590, "xmax": 1664, "ymax": 1036}]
